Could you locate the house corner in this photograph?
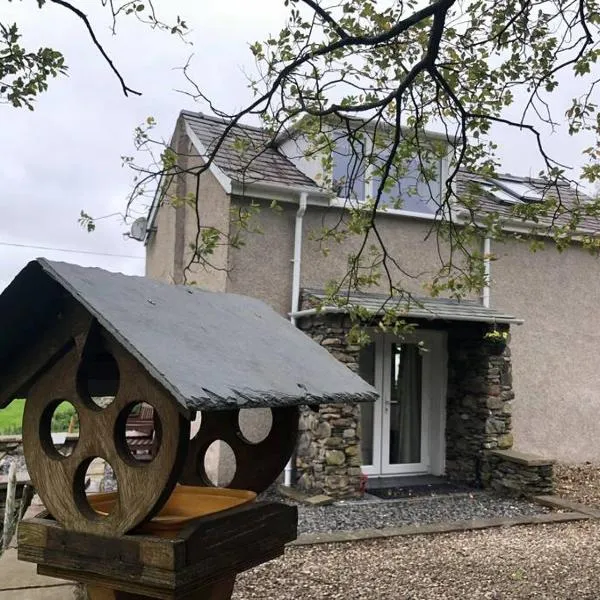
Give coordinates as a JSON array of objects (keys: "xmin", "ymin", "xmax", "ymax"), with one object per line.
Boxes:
[{"xmin": 446, "ymin": 324, "xmax": 554, "ymax": 496}]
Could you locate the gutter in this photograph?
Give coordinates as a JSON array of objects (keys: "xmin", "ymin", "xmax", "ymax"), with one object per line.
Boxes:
[
  {"xmin": 284, "ymin": 191, "xmax": 308, "ymax": 487},
  {"xmin": 230, "ymin": 179, "xmax": 329, "ymax": 203},
  {"xmin": 454, "ymin": 209, "xmax": 600, "ymax": 239}
]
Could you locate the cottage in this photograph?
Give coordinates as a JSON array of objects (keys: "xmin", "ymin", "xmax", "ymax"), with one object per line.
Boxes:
[{"xmin": 142, "ymin": 112, "xmax": 575, "ymax": 497}]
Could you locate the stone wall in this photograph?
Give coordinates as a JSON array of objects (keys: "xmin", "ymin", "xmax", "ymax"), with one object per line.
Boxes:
[
  {"xmin": 295, "ymin": 313, "xmax": 362, "ymax": 498},
  {"xmin": 445, "ymin": 324, "xmax": 514, "ymax": 486},
  {"xmin": 488, "ymin": 449, "xmax": 555, "ymax": 496}
]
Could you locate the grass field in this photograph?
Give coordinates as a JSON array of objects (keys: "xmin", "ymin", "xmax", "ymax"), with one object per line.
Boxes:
[{"xmin": 0, "ymin": 399, "xmax": 77, "ymax": 435}]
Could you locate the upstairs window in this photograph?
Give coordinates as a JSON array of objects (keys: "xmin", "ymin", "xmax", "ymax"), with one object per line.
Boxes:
[
  {"xmin": 371, "ymin": 154, "xmax": 442, "ymax": 214},
  {"xmin": 330, "ymin": 131, "xmax": 444, "ymax": 216},
  {"xmin": 332, "ymin": 136, "xmax": 366, "ymax": 202}
]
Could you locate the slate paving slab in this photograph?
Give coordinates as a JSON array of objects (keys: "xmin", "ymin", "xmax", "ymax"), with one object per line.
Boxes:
[{"xmin": 0, "ymin": 549, "xmax": 75, "ymax": 599}]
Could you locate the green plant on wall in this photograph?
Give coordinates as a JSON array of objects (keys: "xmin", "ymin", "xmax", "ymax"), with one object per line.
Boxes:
[{"xmin": 484, "ymin": 329, "xmax": 509, "ymax": 345}]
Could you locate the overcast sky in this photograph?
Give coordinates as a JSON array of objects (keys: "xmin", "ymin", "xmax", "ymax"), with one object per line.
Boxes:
[{"xmin": 0, "ymin": 1, "xmax": 594, "ymax": 292}]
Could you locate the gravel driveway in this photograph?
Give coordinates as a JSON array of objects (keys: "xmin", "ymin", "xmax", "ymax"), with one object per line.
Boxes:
[
  {"xmin": 296, "ymin": 493, "xmax": 548, "ymax": 534},
  {"xmin": 555, "ymin": 463, "xmax": 600, "ymax": 508},
  {"xmin": 233, "ymin": 520, "xmax": 600, "ymax": 599},
  {"xmin": 234, "ymin": 465, "xmax": 600, "ymax": 599}
]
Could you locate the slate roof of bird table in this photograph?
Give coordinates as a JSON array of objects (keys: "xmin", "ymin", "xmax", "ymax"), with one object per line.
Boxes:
[{"xmin": 0, "ymin": 259, "xmax": 377, "ymax": 413}]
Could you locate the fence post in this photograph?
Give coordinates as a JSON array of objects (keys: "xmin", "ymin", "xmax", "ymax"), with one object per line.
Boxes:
[{"xmin": 2, "ymin": 462, "xmax": 17, "ymax": 551}]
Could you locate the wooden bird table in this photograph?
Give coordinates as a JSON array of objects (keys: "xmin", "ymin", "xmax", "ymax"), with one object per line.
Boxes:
[{"xmin": 0, "ymin": 260, "xmax": 377, "ymax": 600}]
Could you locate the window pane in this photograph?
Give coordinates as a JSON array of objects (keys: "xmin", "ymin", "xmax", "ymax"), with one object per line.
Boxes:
[
  {"xmin": 389, "ymin": 344, "xmax": 422, "ymax": 464},
  {"xmin": 332, "ymin": 137, "xmax": 366, "ymax": 201},
  {"xmin": 358, "ymin": 342, "xmax": 375, "ymax": 466},
  {"xmin": 372, "ymin": 156, "xmax": 440, "ymax": 213}
]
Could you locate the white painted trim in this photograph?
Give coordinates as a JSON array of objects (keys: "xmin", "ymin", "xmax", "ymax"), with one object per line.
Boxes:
[
  {"xmin": 361, "ymin": 335, "xmax": 384, "ymax": 477},
  {"xmin": 285, "ymin": 192, "xmax": 309, "ymax": 487},
  {"xmin": 144, "ymin": 172, "xmax": 169, "ymax": 246},
  {"xmin": 482, "ymin": 237, "xmax": 491, "ymax": 308},
  {"xmin": 233, "ymin": 178, "xmax": 326, "ymax": 196},
  {"xmin": 229, "ymin": 181, "xmax": 330, "ymax": 207},
  {"xmin": 380, "ymin": 334, "xmax": 430, "ymax": 475},
  {"xmin": 329, "ymin": 197, "xmax": 443, "ymax": 221},
  {"xmin": 454, "ymin": 209, "xmax": 600, "ymax": 240},
  {"xmin": 184, "ymin": 120, "xmax": 233, "ymax": 194}
]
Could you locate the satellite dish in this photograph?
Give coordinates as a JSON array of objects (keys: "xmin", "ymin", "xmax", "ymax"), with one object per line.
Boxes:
[{"xmin": 129, "ymin": 217, "xmax": 147, "ymax": 242}]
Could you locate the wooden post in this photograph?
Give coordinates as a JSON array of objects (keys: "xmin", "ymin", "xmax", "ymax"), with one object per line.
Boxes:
[
  {"xmin": 2, "ymin": 461, "xmax": 17, "ymax": 550},
  {"xmin": 86, "ymin": 577, "xmax": 236, "ymax": 599}
]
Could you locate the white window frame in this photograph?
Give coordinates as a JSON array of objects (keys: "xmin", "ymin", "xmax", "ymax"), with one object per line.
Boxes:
[
  {"xmin": 329, "ymin": 132, "xmax": 449, "ymax": 219},
  {"xmin": 360, "ymin": 330, "xmax": 447, "ymax": 478}
]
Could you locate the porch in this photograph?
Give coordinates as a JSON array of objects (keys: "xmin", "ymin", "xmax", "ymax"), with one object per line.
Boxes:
[{"xmin": 293, "ymin": 289, "xmax": 554, "ymax": 498}]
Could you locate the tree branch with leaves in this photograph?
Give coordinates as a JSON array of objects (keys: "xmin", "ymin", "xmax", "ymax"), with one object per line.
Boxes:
[
  {"xmin": 1, "ymin": 0, "xmax": 187, "ymax": 108},
  {"xmin": 118, "ymin": 0, "xmax": 599, "ymax": 321}
]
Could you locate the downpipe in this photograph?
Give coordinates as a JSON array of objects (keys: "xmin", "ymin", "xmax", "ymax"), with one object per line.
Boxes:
[{"xmin": 284, "ymin": 192, "xmax": 308, "ymax": 487}]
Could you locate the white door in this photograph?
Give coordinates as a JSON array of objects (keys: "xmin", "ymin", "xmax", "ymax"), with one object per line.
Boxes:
[{"xmin": 358, "ymin": 331, "xmax": 446, "ymax": 478}]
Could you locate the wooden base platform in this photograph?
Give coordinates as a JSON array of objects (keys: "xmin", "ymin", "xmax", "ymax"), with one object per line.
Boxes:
[{"xmin": 18, "ymin": 502, "xmax": 297, "ymax": 599}]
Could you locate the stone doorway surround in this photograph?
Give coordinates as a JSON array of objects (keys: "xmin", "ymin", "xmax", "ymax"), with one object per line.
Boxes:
[{"xmin": 293, "ymin": 290, "xmax": 554, "ymax": 499}]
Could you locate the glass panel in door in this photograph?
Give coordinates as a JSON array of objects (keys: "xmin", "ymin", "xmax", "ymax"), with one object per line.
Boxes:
[
  {"xmin": 383, "ymin": 342, "xmax": 426, "ymax": 472},
  {"xmin": 358, "ymin": 342, "xmax": 376, "ymax": 467}
]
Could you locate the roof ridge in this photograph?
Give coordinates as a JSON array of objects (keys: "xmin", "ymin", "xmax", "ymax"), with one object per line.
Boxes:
[{"xmin": 180, "ymin": 110, "xmax": 267, "ymax": 134}]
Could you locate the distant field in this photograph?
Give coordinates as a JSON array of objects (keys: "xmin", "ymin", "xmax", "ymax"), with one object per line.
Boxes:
[{"xmin": 0, "ymin": 399, "xmax": 77, "ymax": 435}]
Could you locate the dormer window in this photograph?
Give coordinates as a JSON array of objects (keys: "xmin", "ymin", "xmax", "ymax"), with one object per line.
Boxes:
[
  {"xmin": 371, "ymin": 154, "xmax": 442, "ymax": 215},
  {"xmin": 329, "ymin": 130, "xmax": 445, "ymax": 217},
  {"xmin": 332, "ymin": 137, "xmax": 367, "ymax": 202}
]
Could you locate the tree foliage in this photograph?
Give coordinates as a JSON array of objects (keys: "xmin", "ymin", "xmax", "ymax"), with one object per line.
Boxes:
[
  {"xmin": 4, "ymin": 1, "xmax": 600, "ymax": 317},
  {"xmin": 122, "ymin": 0, "xmax": 600, "ymax": 312},
  {"xmin": 1, "ymin": 0, "xmax": 186, "ymax": 107}
]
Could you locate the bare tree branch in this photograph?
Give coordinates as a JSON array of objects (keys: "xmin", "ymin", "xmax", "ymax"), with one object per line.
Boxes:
[{"xmin": 48, "ymin": 0, "xmax": 141, "ymax": 96}]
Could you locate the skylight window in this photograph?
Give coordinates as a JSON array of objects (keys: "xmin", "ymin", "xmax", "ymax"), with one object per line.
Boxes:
[
  {"xmin": 482, "ymin": 179, "xmax": 544, "ymax": 205},
  {"xmin": 480, "ymin": 183, "xmax": 522, "ymax": 205},
  {"xmin": 495, "ymin": 180, "xmax": 543, "ymax": 202}
]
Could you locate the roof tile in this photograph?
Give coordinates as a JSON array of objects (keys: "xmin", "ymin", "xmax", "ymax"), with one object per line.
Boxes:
[{"xmin": 183, "ymin": 111, "xmax": 319, "ymax": 189}]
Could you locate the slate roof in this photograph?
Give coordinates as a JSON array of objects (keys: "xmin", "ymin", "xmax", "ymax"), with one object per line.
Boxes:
[
  {"xmin": 182, "ymin": 111, "xmax": 319, "ymax": 189},
  {"xmin": 302, "ymin": 289, "xmax": 522, "ymax": 325},
  {"xmin": 454, "ymin": 172, "xmax": 600, "ymax": 233},
  {"xmin": 0, "ymin": 260, "xmax": 377, "ymax": 412},
  {"xmin": 183, "ymin": 112, "xmax": 598, "ymax": 234}
]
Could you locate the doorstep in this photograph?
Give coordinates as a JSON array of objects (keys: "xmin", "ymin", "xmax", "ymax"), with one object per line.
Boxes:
[{"xmin": 366, "ymin": 475, "xmax": 448, "ymax": 490}]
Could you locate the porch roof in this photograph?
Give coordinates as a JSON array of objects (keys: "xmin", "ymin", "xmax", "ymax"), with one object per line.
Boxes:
[{"xmin": 297, "ymin": 289, "xmax": 523, "ymax": 325}]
